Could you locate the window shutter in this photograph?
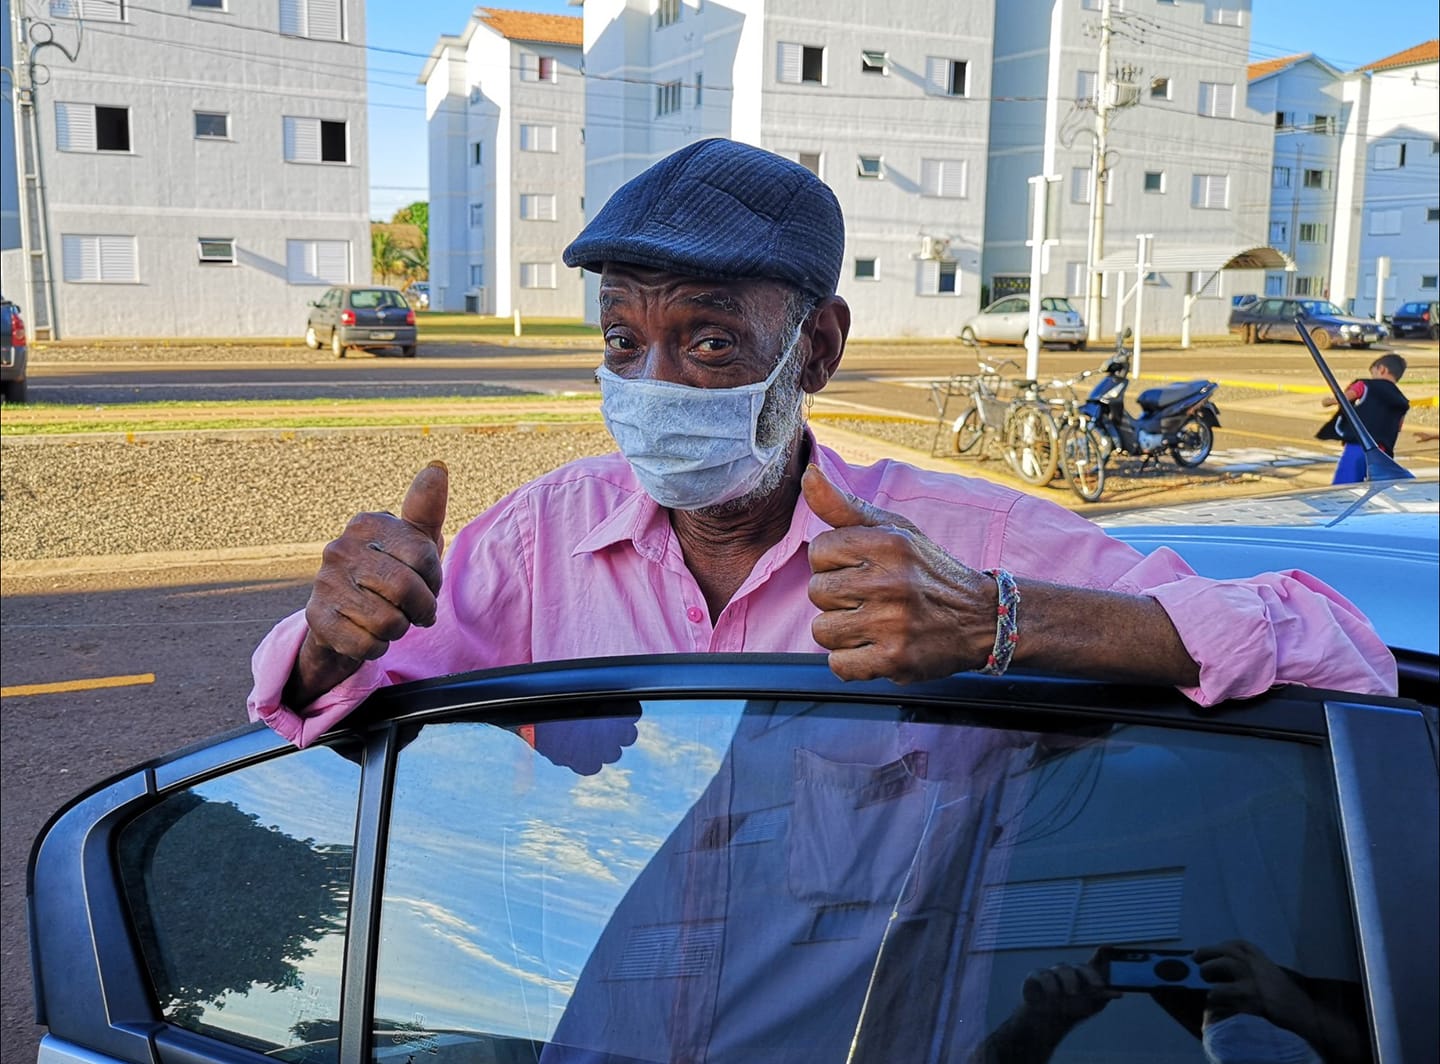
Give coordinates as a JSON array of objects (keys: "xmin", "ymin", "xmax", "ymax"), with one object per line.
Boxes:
[
  {"xmin": 307, "ymin": 0, "xmax": 342, "ymax": 40},
  {"xmin": 315, "ymin": 240, "xmax": 350, "ymax": 284},
  {"xmin": 55, "ymin": 102, "xmax": 96, "ymax": 152},
  {"xmin": 284, "ymin": 116, "xmax": 320, "ymax": 162},
  {"xmin": 286, "ymin": 240, "xmax": 313, "ymax": 283},
  {"xmin": 520, "ymin": 54, "xmax": 537, "ymax": 81},
  {"xmin": 279, "ymin": 0, "xmax": 305, "ymax": 36},
  {"xmin": 921, "ymin": 159, "xmax": 966, "ymax": 198},
  {"xmin": 778, "ymin": 42, "xmax": 802, "ymax": 84},
  {"xmin": 98, "ymin": 236, "xmax": 136, "ymax": 282},
  {"xmin": 920, "ymin": 259, "xmax": 939, "ymax": 294},
  {"xmin": 1071, "ymin": 167, "xmax": 1092, "ymax": 204},
  {"xmin": 1215, "ymin": 83, "xmax": 1235, "ymax": 117},
  {"xmin": 62, "ymin": 235, "xmax": 98, "ymax": 282},
  {"xmin": 925, "ymin": 57, "xmax": 949, "ymax": 96}
]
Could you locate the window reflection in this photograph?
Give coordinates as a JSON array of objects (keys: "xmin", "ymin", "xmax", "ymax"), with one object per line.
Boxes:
[{"xmin": 373, "ymin": 701, "xmax": 1366, "ymax": 1064}]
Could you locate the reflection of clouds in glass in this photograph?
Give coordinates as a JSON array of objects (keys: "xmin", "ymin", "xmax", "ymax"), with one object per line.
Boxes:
[
  {"xmin": 633, "ymin": 717, "xmax": 728, "ymax": 780},
  {"xmin": 512, "ymin": 820, "xmax": 623, "ymax": 886},
  {"xmin": 199, "ymin": 748, "xmax": 359, "ymax": 845},
  {"xmin": 389, "ymin": 893, "xmax": 575, "ymax": 995},
  {"xmin": 572, "ymin": 766, "xmax": 632, "ymax": 810}
]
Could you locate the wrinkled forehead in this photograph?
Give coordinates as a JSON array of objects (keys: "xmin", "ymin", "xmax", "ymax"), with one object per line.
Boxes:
[{"xmin": 598, "ymin": 264, "xmax": 795, "ymax": 317}]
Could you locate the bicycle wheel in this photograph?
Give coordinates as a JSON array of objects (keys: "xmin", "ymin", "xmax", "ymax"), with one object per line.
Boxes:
[
  {"xmin": 1171, "ymin": 416, "xmax": 1214, "ymax": 468},
  {"xmin": 1004, "ymin": 405, "xmax": 1059, "ymax": 485},
  {"xmin": 952, "ymin": 408, "xmax": 984, "ymax": 454},
  {"xmin": 1060, "ymin": 423, "xmax": 1107, "ymax": 502}
]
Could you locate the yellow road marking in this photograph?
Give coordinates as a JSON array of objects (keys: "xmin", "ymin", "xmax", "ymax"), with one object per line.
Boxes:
[{"xmin": 1, "ymin": 673, "xmax": 156, "ymax": 698}]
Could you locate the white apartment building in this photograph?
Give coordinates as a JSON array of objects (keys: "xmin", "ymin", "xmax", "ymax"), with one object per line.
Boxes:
[
  {"xmin": 3, "ymin": 0, "xmax": 370, "ymax": 339},
  {"xmin": 1335, "ymin": 41, "xmax": 1440, "ymax": 318},
  {"xmin": 422, "ymin": 9, "xmax": 585, "ymax": 317},
  {"xmin": 581, "ymin": 0, "xmax": 995, "ymax": 339},
  {"xmin": 1245, "ymin": 53, "xmax": 1346, "ymax": 300},
  {"xmin": 985, "ymin": 0, "xmax": 1272, "ymax": 341}
]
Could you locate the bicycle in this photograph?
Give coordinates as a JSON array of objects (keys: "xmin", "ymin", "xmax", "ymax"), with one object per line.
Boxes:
[
  {"xmin": 949, "ymin": 357, "xmax": 1021, "ymax": 460},
  {"xmin": 1002, "ymin": 378, "xmax": 1060, "ymax": 485}
]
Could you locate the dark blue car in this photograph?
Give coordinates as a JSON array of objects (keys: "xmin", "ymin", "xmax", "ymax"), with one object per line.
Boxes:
[{"xmin": 1229, "ymin": 297, "xmax": 1388, "ymax": 350}]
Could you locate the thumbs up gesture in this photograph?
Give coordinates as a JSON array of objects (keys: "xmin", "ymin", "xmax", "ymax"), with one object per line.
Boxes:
[
  {"xmin": 803, "ymin": 465, "xmax": 994, "ymax": 684},
  {"xmin": 291, "ymin": 462, "xmax": 450, "ymax": 704}
]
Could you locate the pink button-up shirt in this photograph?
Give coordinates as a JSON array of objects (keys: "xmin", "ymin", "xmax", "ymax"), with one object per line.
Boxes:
[{"xmin": 248, "ymin": 439, "xmax": 1396, "ymax": 747}]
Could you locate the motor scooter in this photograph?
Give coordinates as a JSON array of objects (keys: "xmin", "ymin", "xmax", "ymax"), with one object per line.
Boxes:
[{"xmin": 1060, "ymin": 336, "xmax": 1221, "ymax": 502}]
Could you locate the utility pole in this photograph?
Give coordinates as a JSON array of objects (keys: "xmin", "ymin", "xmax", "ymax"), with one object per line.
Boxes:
[
  {"xmin": 8, "ymin": 2, "xmax": 59, "ymax": 338},
  {"xmin": 1084, "ymin": 0, "xmax": 1113, "ymax": 344},
  {"xmin": 1286, "ymin": 142, "xmax": 1300, "ymax": 296}
]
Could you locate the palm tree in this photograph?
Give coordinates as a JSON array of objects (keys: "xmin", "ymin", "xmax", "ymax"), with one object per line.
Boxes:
[{"xmin": 371, "ymin": 230, "xmax": 406, "ymax": 286}]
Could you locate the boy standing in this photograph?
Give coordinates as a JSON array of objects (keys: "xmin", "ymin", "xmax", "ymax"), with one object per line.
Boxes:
[{"xmin": 1319, "ymin": 353, "xmax": 1409, "ymax": 484}]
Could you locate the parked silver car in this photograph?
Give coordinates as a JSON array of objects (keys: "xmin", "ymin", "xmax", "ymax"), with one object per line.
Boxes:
[
  {"xmin": 961, "ymin": 294, "xmax": 1088, "ymax": 350},
  {"xmin": 304, "ymin": 285, "xmax": 418, "ymax": 358}
]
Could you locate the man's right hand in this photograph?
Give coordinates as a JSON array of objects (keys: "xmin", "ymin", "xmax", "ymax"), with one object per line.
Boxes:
[{"xmin": 284, "ymin": 461, "xmax": 449, "ymax": 709}]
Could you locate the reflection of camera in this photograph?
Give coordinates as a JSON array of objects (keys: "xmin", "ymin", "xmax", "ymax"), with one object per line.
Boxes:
[{"xmin": 1098, "ymin": 947, "xmax": 1210, "ymax": 991}]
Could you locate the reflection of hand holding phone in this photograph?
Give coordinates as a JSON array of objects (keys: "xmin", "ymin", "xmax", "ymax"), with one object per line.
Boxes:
[{"xmin": 1098, "ymin": 947, "xmax": 1210, "ymax": 992}]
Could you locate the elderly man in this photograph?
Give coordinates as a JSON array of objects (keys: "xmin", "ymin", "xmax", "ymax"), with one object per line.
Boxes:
[{"xmin": 247, "ymin": 138, "xmax": 1393, "ymax": 746}]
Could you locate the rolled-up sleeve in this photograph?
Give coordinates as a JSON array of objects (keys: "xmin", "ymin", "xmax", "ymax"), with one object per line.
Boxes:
[{"xmin": 1112, "ymin": 545, "xmax": 1397, "ymax": 704}]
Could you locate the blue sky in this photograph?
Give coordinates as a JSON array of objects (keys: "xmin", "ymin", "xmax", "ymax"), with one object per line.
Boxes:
[{"xmin": 365, "ymin": 0, "xmax": 1439, "ymax": 220}]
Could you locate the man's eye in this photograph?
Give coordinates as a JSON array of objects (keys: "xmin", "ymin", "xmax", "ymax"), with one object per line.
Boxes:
[
  {"xmin": 695, "ymin": 336, "xmax": 733, "ymax": 354},
  {"xmin": 605, "ymin": 334, "xmax": 636, "ymax": 352}
]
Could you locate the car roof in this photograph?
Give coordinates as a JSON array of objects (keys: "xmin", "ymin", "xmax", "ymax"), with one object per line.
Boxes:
[{"xmin": 1099, "ymin": 479, "xmax": 1440, "ymax": 659}]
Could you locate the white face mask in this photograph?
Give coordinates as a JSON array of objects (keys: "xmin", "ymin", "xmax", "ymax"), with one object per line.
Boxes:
[
  {"xmin": 1202, "ymin": 1013, "xmax": 1323, "ymax": 1064},
  {"xmin": 597, "ymin": 326, "xmax": 804, "ymax": 510}
]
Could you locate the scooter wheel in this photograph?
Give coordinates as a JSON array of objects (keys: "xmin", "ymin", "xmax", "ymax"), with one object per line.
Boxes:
[{"xmin": 1171, "ymin": 417, "xmax": 1214, "ymax": 468}]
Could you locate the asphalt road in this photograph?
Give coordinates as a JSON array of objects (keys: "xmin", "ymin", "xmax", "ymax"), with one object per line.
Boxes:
[{"xmin": 1, "ymin": 333, "xmax": 1436, "ymax": 1059}]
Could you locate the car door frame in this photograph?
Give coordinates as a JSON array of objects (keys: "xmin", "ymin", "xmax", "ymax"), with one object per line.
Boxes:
[{"xmin": 28, "ymin": 655, "xmax": 1440, "ymax": 1064}]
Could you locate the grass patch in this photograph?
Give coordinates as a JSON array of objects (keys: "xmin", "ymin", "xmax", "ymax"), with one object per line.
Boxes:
[{"xmin": 414, "ymin": 313, "xmax": 599, "ymax": 340}]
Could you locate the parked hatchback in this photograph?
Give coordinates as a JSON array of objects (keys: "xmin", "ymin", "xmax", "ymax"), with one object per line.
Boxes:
[
  {"xmin": 304, "ymin": 285, "xmax": 418, "ymax": 358},
  {"xmin": 1389, "ymin": 300, "xmax": 1439, "ymax": 340},
  {"xmin": 1229, "ymin": 297, "xmax": 1388, "ymax": 349},
  {"xmin": 1, "ymin": 295, "xmax": 28, "ymax": 403},
  {"xmin": 962, "ymin": 295, "xmax": 1088, "ymax": 349}
]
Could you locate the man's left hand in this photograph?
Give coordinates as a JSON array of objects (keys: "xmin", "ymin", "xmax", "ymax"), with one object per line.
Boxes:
[{"xmin": 803, "ymin": 465, "xmax": 994, "ymax": 683}]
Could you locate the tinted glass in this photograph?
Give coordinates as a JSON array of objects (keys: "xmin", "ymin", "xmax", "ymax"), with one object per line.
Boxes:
[
  {"xmin": 372, "ymin": 700, "xmax": 1366, "ymax": 1063},
  {"xmin": 1041, "ymin": 297, "xmax": 1076, "ymax": 313},
  {"xmin": 119, "ymin": 743, "xmax": 361, "ymax": 1062},
  {"xmin": 349, "ymin": 288, "xmax": 407, "ymax": 309}
]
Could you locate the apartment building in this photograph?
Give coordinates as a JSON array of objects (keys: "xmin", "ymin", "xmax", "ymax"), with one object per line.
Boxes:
[
  {"xmin": 421, "ymin": 9, "xmax": 584, "ymax": 317},
  {"xmin": 3, "ymin": 0, "xmax": 370, "ymax": 339},
  {"xmin": 1246, "ymin": 53, "xmax": 1346, "ymax": 299},
  {"xmin": 985, "ymin": 0, "xmax": 1273, "ymax": 340},
  {"xmin": 580, "ymin": 0, "xmax": 995, "ymax": 339}
]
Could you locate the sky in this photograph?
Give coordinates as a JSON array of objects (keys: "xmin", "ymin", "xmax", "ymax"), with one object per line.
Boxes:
[{"xmin": 364, "ymin": 0, "xmax": 1440, "ymax": 221}]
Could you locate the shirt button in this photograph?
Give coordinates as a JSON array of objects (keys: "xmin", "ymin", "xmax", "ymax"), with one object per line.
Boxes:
[{"xmin": 686, "ymin": 606, "xmax": 705, "ymax": 624}]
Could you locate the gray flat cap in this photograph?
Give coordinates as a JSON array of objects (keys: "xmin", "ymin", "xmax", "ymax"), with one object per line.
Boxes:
[{"xmin": 563, "ymin": 138, "xmax": 845, "ymax": 300}]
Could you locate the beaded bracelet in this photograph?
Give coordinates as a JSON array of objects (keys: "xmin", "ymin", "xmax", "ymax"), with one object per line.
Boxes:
[{"xmin": 978, "ymin": 568, "xmax": 1020, "ymax": 676}]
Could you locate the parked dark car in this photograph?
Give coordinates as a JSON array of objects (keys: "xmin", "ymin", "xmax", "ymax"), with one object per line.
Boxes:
[
  {"xmin": 26, "ymin": 478, "xmax": 1440, "ymax": 1064},
  {"xmin": 1, "ymin": 295, "xmax": 28, "ymax": 402},
  {"xmin": 1389, "ymin": 300, "xmax": 1439, "ymax": 340},
  {"xmin": 304, "ymin": 285, "xmax": 418, "ymax": 358},
  {"xmin": 1229, "ymin": 297, "xmax": 1388, "ymax": 349}
]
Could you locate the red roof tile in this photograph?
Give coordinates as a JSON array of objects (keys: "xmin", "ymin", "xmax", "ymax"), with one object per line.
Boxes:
[
  {"xmin": 479, "ymin": 7, "xmax": 583, "ymax": 47},
  {"xmin": 1247, "ymin": 53, "xmax": 1308, "ymax": 81},
  {"xmin": 1358, "ymin": 39, "xmax": 1439, "ymax": 72}
]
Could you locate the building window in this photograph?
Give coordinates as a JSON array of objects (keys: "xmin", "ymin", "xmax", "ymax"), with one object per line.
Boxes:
[
  {"xmin": 1272, "ymin": 166, "xmax": 1291, "ymax": 188},
  {"xmin": 1368, "ymin": 209, "xmax": 1402, "ymax": 235},
  {"xmin": 1303, "ymin": 168, "xmax": 1330, "ymax": 189},
  {"xmin": 191, "ymin": 0, "xmax": 225, "ymax": 8},
  {"xmin": 656, "ymin": 0, "xmax": 680, "ymax": 29},
  {"xmin": 856, "ymin": 154, "xmax": 884, "ymax": 179},
  {"xmin": 925, "ymin": 57, "xmax": 969, "ymax": 97},
  {"xmin": 1427, "ymin": 207, "xmax": 1440, "ymax": 222},
  {"xmin": 921, "ymin": 158, "xmax": 968, "ymax": 198},
  {"xmin": 1294, "ymin": 276, "xmax": 1324, "ymax": 296},
  {"xmin": 1269, "ymin": 220, "xmax": 1288, "ymax": 245},
  {"xmin": 279, "ymin": 0, "xmax": 343, "ymax": 42},
  {"xmin": 520, "ymin": 262, "xmax": 556, "ymax": 289},
  {"xmin": 1197, "ymin": 81, "xmax": 1236, "ymax": 118},
  {"xmin": 656, "ymin": 80, "xmax": 682, "ymax": 116},
  {"xmin": 1373, "ymin": 142, "xmax": 1406, "ymax": 170},
  {"xmin": 283, "ymin": 117, "xmax": 347, "ymax": 164},
  {"xmin": 61, "ymin": 234, "xmax": 137, "ymax": 283},
  {"xmin": 469, "ymin": 203, "xmax": 484, "ymax": 228},
  {"xmin": 286, "ymin": 239, "xmax": 350, "ymax": 285},
  {"xmin": 1143, "ymin": 170, "xmax": 1165, "ymax": 193},
  {"xmin": 1264, "ymin": 271, "xmax": 1286, "ymax": 297},
  {"xmin": 1071, "ymin": 167, "xmax": 1112, "ymax": 205},
  {"xmin": 49, "ymin": 0, "xmax": 124, "ymax": 19},
  {"xmin": 1192, "ymin": 173, "xmax": 1229, "ymax": 209},
  {"xmin": 861, "ymin": 49, "xmax": 888, "ymax": 75},
  {"xmin": 797, "ymin": 151, "xmax": 822, "ymax": 177},
  {"xmin": 196, "ymin": 237, "xmax": 235, "ymax": 264},
  {"xmin": 193, "ymin": 111, "xmax": 230, "ymax": 139},
  {"xmin": 1298, "ymin": 223, "xmax": 1328, "ymax": 244},
  {"xmin": 1203, "ymin": 0, "xmax": 1243, "ymax": 26},
  {"xmin": 1076, "ymin": 69, "xmax": 1099, "ymax": 104},
  {"xmin": 519, "ymin": 194, "xmax": 557, "ymax": 222},
  {"xmin": 921, "ymin": 259, "xmax": 959, "ymax": 296},
  {"xmin": 469, "ymin": 264, "xmax": 484, "ymax": 287},
  {"xmin": 1421, "ymin": 275, "xmax": 1438, "ymax": 289},
  {"xmin": 694, "ymin": 73, "xmax": 703, "ymax": 108},
  {"xmin": 854, "ymin": 258, "xmax": 878, "ymax": 281},
  {"xmin": 521, "ymin": 54, "xmax": 559, "ymax": 82},
  {"xmin": 519, "ymin": 124, "xmax": 557, "ymax": 152},
  {"xmin": 1309, "ymin": 114, "xmax": 1336, "ymax": 135},
  {"xmin": 1150, "ymin": 77, "xmax": 1171, "ymax": 100},
  {"xmin": 55, "ymin": 103, "xmax": 131, "ymax": 152},
  {"xmin": 1192, "ymin": 271, "xmax": 1224, "ymax": 299},
  {"xmin": 1275, "ymin": 110, "xmax": 1295, "ymax": 129},
  {"xmin": 472, "ymin": 141, "xmax": 483, "ymax": 166},
  {"xmin": 778, "ymin": 43, "xmax": 825, "ymax": 85}
]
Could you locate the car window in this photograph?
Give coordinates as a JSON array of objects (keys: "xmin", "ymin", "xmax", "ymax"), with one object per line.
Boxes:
[
  {"xmin": 1258, "ymin": 299, "xmax": 1286, "ymax": 315},
  {"xmin": 1040, "ymin": 297, "xmax": 1075, "ymax": 313},
  {"xmin": 349, "ymin": 288, "xmax": 406, "ymax": 310},
  {"xmin": 117, "ymin": 742, "xmax": 362, "ymax": 1062},
  {"xmin": 370, "ymin": 700, "xmax": 1367, "ymax": 1063}
]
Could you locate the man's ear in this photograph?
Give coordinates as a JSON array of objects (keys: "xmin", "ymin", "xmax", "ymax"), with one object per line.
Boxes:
[{"xmin": 801, "ymin": 296, "xmax": 850, "ymax": 394}]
